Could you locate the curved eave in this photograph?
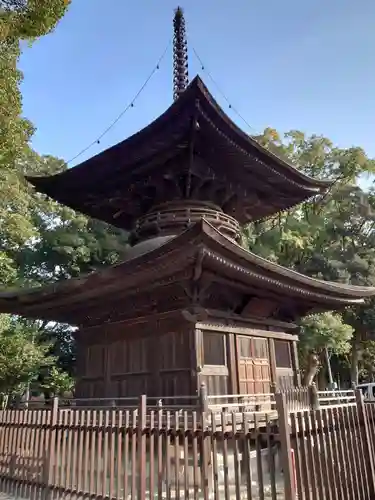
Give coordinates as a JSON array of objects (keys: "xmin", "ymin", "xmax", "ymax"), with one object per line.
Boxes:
[
  {"xmin": 201, "ymin": 222, "xmax": 375, "ymax": 300},
  {"xmin": 194, "ymin": 76, "xmax": 331, "ymax": 192},
  {"xmin": 25, "ymin": 76, "xmax": 330, "ymax": 226},
  {"xmin": 0, "ymin": 220, "xmax": 374, "ymax": 325}
]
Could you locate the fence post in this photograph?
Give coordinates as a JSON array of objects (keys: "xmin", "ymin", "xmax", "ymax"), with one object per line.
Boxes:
[
  {"xmin": 355, "ymin": 389, "xmax": 375, "ymax": 493},
  {"xmin": 138, "ymin": 394, "xmax": 147, "ymax": 500},
  {"xmin": 43, "ymin": 397, "xmax": 58, "ymax": 500},
  {"xmin": 199, "ymin": 382, "xmax": 208, "ymax": 413},
  {"xmin": 275, "ymin": 392, "xmax": 296, "ymax": 500},
  {"xmin": 308, "ymin": 384, "xmax": 319, "ymax": 410}
]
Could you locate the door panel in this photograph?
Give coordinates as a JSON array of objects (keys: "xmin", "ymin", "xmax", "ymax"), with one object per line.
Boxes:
[{"xmin": 237, "ymin": 336, "xmax": 271, "ymax": 394}]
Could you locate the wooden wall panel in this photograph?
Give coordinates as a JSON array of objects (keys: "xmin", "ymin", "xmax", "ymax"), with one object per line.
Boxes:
[{"xmin": 158, "ymin": 329, "xmax": 194, "ymax": 400}]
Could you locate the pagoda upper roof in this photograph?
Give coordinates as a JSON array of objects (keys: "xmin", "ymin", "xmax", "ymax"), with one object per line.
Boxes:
[
  {"xmin": 26, "ymin": 76, "xmax": 331, "ymax": 230},
  {"xmin": 0, "ymin": 220, "xmax": 373, "ymax": 326}
]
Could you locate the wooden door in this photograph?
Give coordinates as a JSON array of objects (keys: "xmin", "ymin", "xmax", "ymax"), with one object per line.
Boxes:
[
  {"xmin": 200, "ymin": 331, "xmax": 229, "ymax": 396},
  {"xmin": 237, "ymin": 336, "xmax": 271, "ymax": 394}
]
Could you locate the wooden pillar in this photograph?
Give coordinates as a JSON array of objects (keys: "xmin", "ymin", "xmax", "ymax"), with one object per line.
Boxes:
[
  {"xmin": 228, "ymin": 333, "xmax": 238, "ymax": 394},
  {"xmin": 291, "ymin": 340, "xmax": 301, "ymax": 387},
  {"xmin": 268, "ymin": 338, "xmax": 277, "ymax": 392}
]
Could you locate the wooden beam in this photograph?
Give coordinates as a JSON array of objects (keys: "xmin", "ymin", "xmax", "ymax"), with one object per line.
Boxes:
[{"xmin": 196, "ymin": 322, "xmax": 298, "ymax": 341}]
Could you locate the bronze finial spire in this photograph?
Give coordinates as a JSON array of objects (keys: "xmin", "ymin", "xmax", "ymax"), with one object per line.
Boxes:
[{"xmin": 173, "ymin": 6, "xmax": 189, "ymax": 101}]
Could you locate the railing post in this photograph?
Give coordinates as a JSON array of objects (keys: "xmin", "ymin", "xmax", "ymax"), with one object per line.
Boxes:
[
  {"xmin": 43, "ymin": 396, "xmax": 58, "ymax": 500},
  {"xmin": 355, "ymin": 389, "xmax": 375, "ymax": 493},
  {"xmin": 138, "ymin": 394, "xmax": 147, "ymax": 500},
  {"xmin": 275, "ymin": 392, "xmax": 296, "ymax": 500},
  {"xmin": 199, "ymin": 382, "xmax": 208, "ymax": 413},
  {"xmin": 308, "ymin": 384, "xmax": 319, "ymax": 410}
]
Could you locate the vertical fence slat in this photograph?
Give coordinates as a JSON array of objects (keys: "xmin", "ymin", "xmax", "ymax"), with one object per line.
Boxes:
[
  {"xmin": 89, "ymin": 409, "xmax": 97, "ymax": 495},
  {"xmin": 315, "ymin": 408, "xmax": 332, "ymax": 500},
  {"xmin": 344, "ymin": 405, "xmax": 361, "ymax": 499},
  {"xmin": 157, "ymin": 409, "xmax": 163, "ymax": 500},
  {"xmin": 123, "ymin": 410, "xmax": 130, "ymax": 500},
  {"xmin": 200, "ymin": 411, "xmax": 210, "ymax": 500},
  {"xmin": 102, "ymin": 411, "xmax": 109, "ymax": 499},
  {"xmin": 183, "ymin": 411, "xmax": 189, "ymax": 500},
  {"xmin": 174, "ymin": 411, "xmax": 181, "ymax": 500},
  {"xmin": 109, "ymin": 409, "xmax": 116, "ymax": 500},
  {"xmin": 275, "ymin": 392, "xmax": 296, "ymax": 500},
  {"xmin": 305, "ymin": 410, "xmax": 319, "ymax": 500},
  {"xmin": 65, "ymin": 410, "xmax": 74, "ymax": 493},
  {"xmin": 96, "ymin": 410, "xmax": 104, "ymax": 496},
  {"xmin": 265, "ymin": 414, "xmax": 277, "ymax": 500},
  {"xmin": 12, "ymin": 410, "xmax": 22, "ymax": 499},
  {"xmin": 320, "ymin": 408, "xmax": 336, "ymax": 500},
  {"xmin": 138, "ymin": 395, "xmax": 147, "ymax": 500},
  {"xmin": 76, "ymin": 409, "xmax": 84, "ymax": 495},
  {"xmin": 356, "ymin": 391, "xmax": 375, "ymax": 498},
  {"xmin": 220, "ymin": 411, "xmax": 230, "ymax": 500},
  {"xmin": 327, "ymin": 407, "xmax": 345, "ymax": 500},
  {"xmin": 242, "ymin": 410, "xmax": 253, "ymax": 500},
  {"xmin": 255, "ymin": 414, "xmax": 265, "ymax": 500},
  {"xmin": 333, "ymin": 406, "xmax": 351, "ymax": 500},
  {"xmin": 290, "ymin": 413, "xmax": 304, "ymax": 500},
  {"xmin": 45, "ymin": 398, "xmax": 58, "ymax": 500},
  {"xmin": 348, "ymin": 404, "xmax": 366, "ymax": 500},
  {"xmin": 211, "ymin": 412, "xmax": 219, "ymax": 500},
  {"xmin": 231, "ymin": 412, "xmax": 241, "ymax": 500},
  {"xmin": 310, "ymin": 407, "xmax": 325, "ymax": 500},
  {"xmin": 131, "ymin": 408, "xmax": 137, "ymax": 500},
  {"xmin": 192, "ymin": 412, "xmax": 199, "ymax": 500},
  {"xmin": 82, "ymin": 409, "xmax": 90, "ymax": 495},
  {"xmin": 149, "ymin": 410, "xmax": 155, "ymax": 500},
  {"xmin": 116, "ymin": 410, "xmax": 123, "ymax": 500},
  {"xmin": 54, "ymin": 406, "xmax": 63, "ymax": 495}
]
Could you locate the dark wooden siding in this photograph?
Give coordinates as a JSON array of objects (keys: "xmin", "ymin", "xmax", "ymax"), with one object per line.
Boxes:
[
  {"xmin": 158, "ymin": 329, "xmax": 194, "ymax": 400},
  {"xmin": 109, "ymin": 336, "xmax": 151, "ymax": 398},
  {"xmin": 77, "ymin": 326, "xmax": 195, "ymax": 401}
]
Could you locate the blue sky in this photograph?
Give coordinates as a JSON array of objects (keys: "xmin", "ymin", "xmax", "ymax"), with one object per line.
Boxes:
[{"xmin": 19, "ymin": 0, "xmax": 375, "ymax": 168}]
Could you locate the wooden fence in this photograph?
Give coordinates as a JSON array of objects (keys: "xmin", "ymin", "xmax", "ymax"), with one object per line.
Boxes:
[
  {"xmin": 278, "ymin": 390, "xmax": 375, "ymax": 500},
  {"xmin": 0, "ymin": 389, "xmax": 373, "ymax": 500}
]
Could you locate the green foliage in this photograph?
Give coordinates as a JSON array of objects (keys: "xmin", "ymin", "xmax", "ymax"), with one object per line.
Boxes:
[
  {"xmin": 0, "ymin": 314, "xmax": 54, "ymax": 396},
  {"xmin": 0, "ymin": 0, "xmax": 129, "ymax": 398},
  {"xmin": 299, "ymin": 313, "xmax": 353, "ymax": 359},
  {"xmin": 0, "ymin": 1, "xmax": 71, "ymax": 42},
  {"xmin": 245, "ymin": 128, "xmax": 375, "ymax": 385},
  {"xmin": 41, "ymin": 365, "xmax": 74, "ymax": 397}
]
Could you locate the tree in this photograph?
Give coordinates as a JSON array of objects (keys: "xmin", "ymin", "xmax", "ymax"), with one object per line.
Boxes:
[
  {"xmin": 9, "ymin": 150, "xmax": 129, "ymax": 378},
  {"xmin": 41, "ymin": 365, "xmax": 74, "ymax": 398},
  {"xmin": 0, "ymin": 314, "xmax": 54, "ymax": 399},
  {"xmin": 0, "ymin": 1, "xmax": 71, "ymax": 166},
  {"xmin": 298, "ymin": 313, "xmax": 353, "ymax": 386},
  {"xmin": 243, "ymin": 129, "xmax": 375, "ymax": 386}
]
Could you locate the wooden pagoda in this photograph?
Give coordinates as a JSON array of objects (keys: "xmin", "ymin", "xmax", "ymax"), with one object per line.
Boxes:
[{"xmin": 1, "ymin": 8, "xmax": 374, "ymax": 400}]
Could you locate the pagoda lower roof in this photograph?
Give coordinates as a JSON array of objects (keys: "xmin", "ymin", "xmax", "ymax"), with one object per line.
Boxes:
[
  {"xmin": 26, "ymin": 76, "xmax": 330, "ymax": 230},
  {"xmin": 0, "ymin": 220, "xmax": 374, "ymax": 326}
]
